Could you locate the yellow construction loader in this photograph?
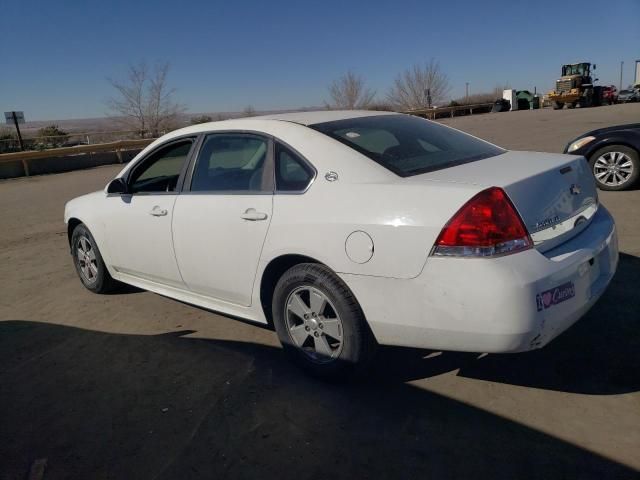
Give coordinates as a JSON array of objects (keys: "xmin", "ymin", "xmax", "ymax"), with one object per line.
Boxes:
[{"xmin": 548, "ymin": 62, "xmax": 602, "ymax": 109}]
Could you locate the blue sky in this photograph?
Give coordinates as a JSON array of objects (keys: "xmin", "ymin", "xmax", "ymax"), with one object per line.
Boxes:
[{"xmin": 1, "ymin": 0, "xmax": 638, "ymax": 120}]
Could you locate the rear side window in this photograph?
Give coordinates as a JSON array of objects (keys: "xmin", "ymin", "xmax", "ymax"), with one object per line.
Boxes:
[
  {"xmin": 190, "ymin": 134, "xmax": 272, "ymax": 192},
  {"xmin": 310, "ymin": 114, "xmax": 505, "ymax": 177},
  {"xmin": 275, "ymin": 143, "xmax": 314, "ymax": 192}
]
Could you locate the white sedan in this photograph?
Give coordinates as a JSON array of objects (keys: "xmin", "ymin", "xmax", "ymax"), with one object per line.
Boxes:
[{"xmin": 64, "ymin": 111, "xmax": 618, "ymax": 378}]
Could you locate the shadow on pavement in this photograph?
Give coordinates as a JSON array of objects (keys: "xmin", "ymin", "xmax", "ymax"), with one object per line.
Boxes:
[{"xmin": 0, "ymin": 318, "xmax": 637, "ymax": 479}]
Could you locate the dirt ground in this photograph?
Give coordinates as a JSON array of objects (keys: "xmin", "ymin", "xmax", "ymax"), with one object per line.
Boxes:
[{"xmin": 1, "ymin": 104, "xmax": 639, "ymax": 479}]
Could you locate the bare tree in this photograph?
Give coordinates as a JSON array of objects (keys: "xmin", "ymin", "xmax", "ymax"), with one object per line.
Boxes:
[
  {"xmin": 386, "ymin": 60, "xmax": 451, "ymax": 110},
  {"xmin": 326, "ymin": 71, "xmax": 376, "ymax": 109},
  {"xmin": 106, "ymin": 62, "xmax": 185, "ymax": 137}
]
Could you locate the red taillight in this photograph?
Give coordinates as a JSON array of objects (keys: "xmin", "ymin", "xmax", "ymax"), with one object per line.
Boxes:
[{"xmin": 433, "ymin": 187, "xmax": 532, "ymax": 257}]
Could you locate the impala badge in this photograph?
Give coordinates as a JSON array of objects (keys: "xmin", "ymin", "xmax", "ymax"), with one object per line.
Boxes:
[
  {"xmin": 570, "ymin": 184, "xmax": 581, "ymax": 195},
  {"xmin": 534, "ymin": 215, "xmax": 560, "ymax": 231}
]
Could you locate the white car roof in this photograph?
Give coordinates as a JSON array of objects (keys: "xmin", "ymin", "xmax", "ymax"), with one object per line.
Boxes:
[
  {"xmin": 152, "ymin": 110, "xmax": 399, "ymax": 144},
  {"xmin": 250, "ymin": 109, "xmax": 398, "ymax": 125}
]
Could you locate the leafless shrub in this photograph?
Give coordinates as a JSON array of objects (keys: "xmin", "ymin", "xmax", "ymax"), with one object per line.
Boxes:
[
  {"xmin": 0, "ymin": 127, "xmax": 17, "ymax": 153},
  {"xmin": 191, "ymin": 115, "xmax": 213, "ymax": 124},
  {"xmin": 326, "ymin": 71, "xmax": 376, "ymax": 109},
  {"xmin": 365, "ymin": 102, "xmax": 396, "ymax": 112},
  {"xmin": 36, "ymin": 124, "xmax": 69, "ymax": 147},
  {"xmin": 387, "ymin": 59, "xmax": 451, "ymax": 110},
  {"xmin": 106, "ymin": 61, "xmax": 186, "ymax": 137}
]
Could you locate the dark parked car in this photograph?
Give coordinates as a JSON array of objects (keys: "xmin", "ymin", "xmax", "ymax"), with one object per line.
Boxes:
[
  {"xmin": 564, "ymin": 124, "xmax": 640, "ymax": 190},
  {"xmin": 617, "ymin": 89, "xmax": 639, "ymax": 103}
]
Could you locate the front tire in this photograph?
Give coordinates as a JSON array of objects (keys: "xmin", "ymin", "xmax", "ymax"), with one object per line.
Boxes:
[
  {"xmin": 71, "ymin": 224, "xmax": 120, "ymax": 293},
  {"xmin": 272, "ymin": 263, "xmax": 377, "ymax": 379},
  {"xmin": 589, "ymin": 145, "xmax": 639, "ymax": 191}
]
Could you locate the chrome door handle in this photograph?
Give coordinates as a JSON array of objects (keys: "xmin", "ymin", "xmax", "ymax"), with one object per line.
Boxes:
[
  {"xmin": 241, "ymin": 208, "xmax": 268, "ymax": 221},
  {"xmin": 150, "ymin": 206, "xmax": 168, "ymax": 217}
]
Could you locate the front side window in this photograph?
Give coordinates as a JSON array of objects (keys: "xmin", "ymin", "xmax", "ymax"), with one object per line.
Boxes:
[
  {"xmin": 191, "ymin": 134, "xmax": 271, "ymax": 192},
  {"xmin": 129, "ymin": 139, "xmax": 194, "ymax": 193},
  {"xmin": 310, "ymin": 114, "xmax": 505, "ymax": 177},
  {"xmin": 275, "ymin": 143, "xmax": 314, "ymax": 192}
]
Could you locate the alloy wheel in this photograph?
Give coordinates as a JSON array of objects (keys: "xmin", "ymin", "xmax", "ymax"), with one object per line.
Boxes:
[
  {"xmin": 285, "ymin": 286, "xmax": 343, "ymax": 363},
  {"xmin": 76, "ymin": 235, "xmax": 98, "ymax": 283},
  {"xmin": 594, "ymin": 151, "xmax": 634, "ymax": 187}
]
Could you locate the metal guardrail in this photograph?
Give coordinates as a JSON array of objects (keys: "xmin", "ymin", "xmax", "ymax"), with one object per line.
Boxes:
[
  {"xmin": 405, "ymin": 102, "xmax": 494, "ymax": 119},
  {"xmin": 0, "ymin": 139, "xmax": 154, "ymax": 176}
]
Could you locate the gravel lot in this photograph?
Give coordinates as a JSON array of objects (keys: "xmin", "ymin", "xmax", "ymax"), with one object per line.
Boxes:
[{"xmin": 1, "ymin": 104, "xmax": 639, "ymax": 479}]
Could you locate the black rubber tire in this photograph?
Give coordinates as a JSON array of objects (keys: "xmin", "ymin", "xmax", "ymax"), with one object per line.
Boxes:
[
  {"xmin": 579, "ymin": 94, "xmax": 593, "ymax": 108},
  {"xmin": 71, "ymin": 223, "xmax": 120, "ymax": 293},
  {"xmin": 589, "ymin": 145, "xmax": 640, "ymax": 191},
  {"xmin": 272, "ymin": 263, "xmax": 377, "ymax": 380},
  {"xmin": 567, "ymin": 102, "xmax": 576, "ymax": 109},
  {"xmin": 552, "ymin": 102, "xmax": 564, "ymax": 110}
]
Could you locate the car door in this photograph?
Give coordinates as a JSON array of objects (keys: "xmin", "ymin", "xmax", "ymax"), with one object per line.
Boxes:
[
  {"xmin": 172, "ymin": 133, "xmax": 274, "ymax": 306},
  {"xmin": 104, "ymin": 137, "xmax": 196, "ymax": 288}
]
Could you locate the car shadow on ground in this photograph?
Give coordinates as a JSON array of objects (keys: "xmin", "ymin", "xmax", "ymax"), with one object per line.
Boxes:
[
  {"xmin": 0, "ymin": 321, "xmax": 637, "ymax": 480},
  {"xmin": 372, "ymin": 252, "xmax": 640, "ymax": 394}
]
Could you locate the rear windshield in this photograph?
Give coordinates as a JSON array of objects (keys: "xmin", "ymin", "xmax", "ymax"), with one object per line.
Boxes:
[{"xmin": 310, "ymin": 114, "xmax": 505, "ymax": 177}]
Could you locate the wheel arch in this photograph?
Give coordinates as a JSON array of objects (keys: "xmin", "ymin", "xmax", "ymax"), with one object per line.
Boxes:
[
  {"xmin": 259, "ymin": 254, "xmax": 326, "ymax": 326},
  {"xmin": 67, "ymin": 217, "xmax": 84, "ymax": 247},
  {"xmin": 67, "ymin": 217, "xmax": 106, "ymax": 259},
  {"xmin": 585, "ymin": 139, "xmax": 640, "ymax": 160}
]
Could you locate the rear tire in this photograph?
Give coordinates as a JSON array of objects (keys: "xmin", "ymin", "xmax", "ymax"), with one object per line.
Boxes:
[
  {"xmin": 567, "ymin": 102, "xmax": 576, "ymax": 109},
  {"xmin": 552, "ymin": 102, "xmax": 564, "ymax": 110},
  {"xmin": 579, "ymin": 93, "xmax": 593, "ymax": 108},
  {"xmin": 272, "ymin": 263, "xmax": 377, "ymax": 379},
  {"xmin": 71, "ymin": 224, "xmax": 120, "ymax": 293},
  {"xmin": 589, "ymin": 145, "xmax": 639, "ymax": 191}
]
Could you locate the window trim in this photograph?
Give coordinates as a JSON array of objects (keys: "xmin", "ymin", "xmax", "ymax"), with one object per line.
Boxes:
[
  {"xmin": 117, "ymin": 129, "xmax": 319, "ymax": 197},
  {"xmin": 274, "ymin": 141, "xmax": 317, "ymax": 194},
  {"xmin": 118, "ymin": 135, "xmax": 198, "ymax": 196}
]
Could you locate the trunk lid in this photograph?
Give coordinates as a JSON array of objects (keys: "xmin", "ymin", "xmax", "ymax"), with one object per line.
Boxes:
[{"xmin": 406, "ymin": 151, "xmax": 599, "ymax": 252}]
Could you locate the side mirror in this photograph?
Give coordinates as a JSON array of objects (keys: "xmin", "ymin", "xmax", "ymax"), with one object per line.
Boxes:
[
  {"xmin": 107, "ymin": 178, "xmax": 129, "ymax": 194},
  {"xmin": 593, "ymin": 64, "xmax": 596, "ymax": 70}
]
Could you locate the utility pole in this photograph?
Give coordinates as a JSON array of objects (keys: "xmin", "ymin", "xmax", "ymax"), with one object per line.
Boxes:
[
  {"xmin": 11, "ymin": 111, "xmax": 25, "ymax": 151},
  {"xmin": 620, "ymin": 61, "xmax": 624, "ymax": 91},
  {"xmin": 465, "ymin": 82, "xmax": 469, "ymax": 103}
]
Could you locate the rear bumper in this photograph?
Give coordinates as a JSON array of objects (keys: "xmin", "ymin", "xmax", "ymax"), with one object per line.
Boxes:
[{"xmin": 340, "ymin": 206, "xmax": 618, "ymax": 353}]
